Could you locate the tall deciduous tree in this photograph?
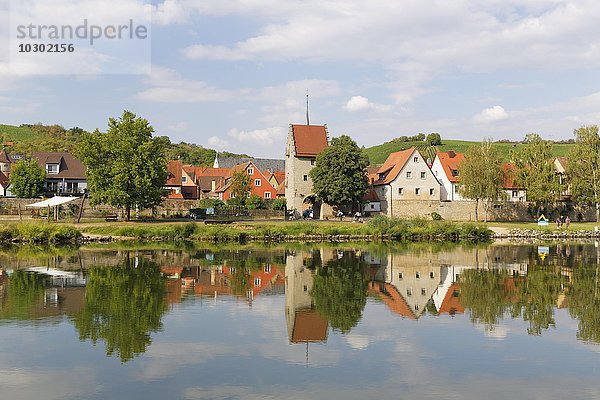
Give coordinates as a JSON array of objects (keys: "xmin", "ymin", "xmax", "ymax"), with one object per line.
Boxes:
[
  {"xmin": 568, "ymin": 125, "xmax": 600, "ymax": 222},
  {"xmin": 77, "ymin": 111, "xmax": 167, "ymax": 221},
  {"xmin": 228, "ymin": 170, "xmax": 252, "ymax": 206},
  {"xmin": 309, "ymin": 135, "xmax": 369, "ymax": 210},
  {"xmin": 512, "ymin": 133, "xmax": 560, "ymax": 214},
  {"xmin": 458, "ymin": 139, "xmax": 504, "ymax": 221},
  {"xmin": 9, "ymin": 157, "xmax": 46, "ymax": 198}
]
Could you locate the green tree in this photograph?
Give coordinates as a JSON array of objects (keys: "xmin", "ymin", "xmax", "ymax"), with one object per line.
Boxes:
[
  {"xmin": 568, "ymin": 125, "xmax": 600, "ymax": 221},
  {"xmin": 567, "ymin": 263, "xmax": 600, "ymax": 343},
  {"xmin": 310, "ymin": 251, "xmax": 369, "ymax": 333},
  {"xmin": 458, "ymin": 139, "xmax": 504, "ymax": 221},
  {"xmin": 77, "ymin": 111, "xmax": 168, "ymax": 221},
  {"xmin": 227, "ymin": 170, "xmax": 252, "ymax": 207},
  {"xmin": 512, "ymin": 133, "xmax": 560, "ymax": 214},
  {"xmin": 460, "ymin": 269, "xmax": 511, "ymax": 332},
  {"xmin": 271, "ymin": 198, "xmax": 286, "ymax": 210},
  {"xmin": 73, "ymin": 256, "xmax": 168, "ymax": 362},
  {"xmin": 247, "ymin": 194, "xmax": 266, "ymax": 210},
  {"xmin": 309, "ymin": 135, "xmax": 369, "ymax": 210},
  {"xmin": 426, "ymin": 132, "xmax": 442, "ymax": 146},
  {"xmin": 0, "ymin": 271, "xmax": 49, "ymax": 320},
  {"xmin": 9, "ymin": 157, "xmax": 46, "ymax": 198}
]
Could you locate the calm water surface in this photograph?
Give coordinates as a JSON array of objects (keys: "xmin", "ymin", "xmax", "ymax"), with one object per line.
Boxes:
[{"xmin": 1, "ymin": 242, "xmax": 599, "ymax": 400}]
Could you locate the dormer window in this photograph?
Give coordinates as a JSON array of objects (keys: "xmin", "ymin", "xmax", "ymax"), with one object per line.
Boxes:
[
  {"xmin": 413, "ymin": 156, "xmax": 418, "ymax": 163},
  {"xmin": 451, "ymin": 169, "xmax": 459, "ymax": 177},
  {"xmin": 46, "ymin": 164, "xmax": 59, "ymax": 174},
  {"xmin": 181, "ymin": 176, "xmax": 187, "ymax": 183}
]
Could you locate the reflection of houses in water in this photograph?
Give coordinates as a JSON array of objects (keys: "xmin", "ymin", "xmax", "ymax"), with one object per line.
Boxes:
[
  {"xmin": 371, "ymin": 245, "xmax": 533, "ymax": 319},
  {"xmin": 285, "ymin": 249, "xmax": 329, "ymax": 343}
]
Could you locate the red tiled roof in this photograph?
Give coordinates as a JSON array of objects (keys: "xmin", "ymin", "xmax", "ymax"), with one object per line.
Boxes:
[
  {"xmin": 291, "ymin": 124, "xmax": 328, "ymax": 157},
  {"xmin": 166, "ymin": 160, "xmax": 182, "ymax": 186},
  {"xmin": 438, "ymin": 284, "xmax": 464, "ymax": 315},
  {"xmin": 436, "ymin": 151, "xmax": 465, "ymax": 183},
  {"xmin": 502, "ymin": 162, "xmax": 524, "ymax": 189},
  {"xmin": 167, "ymin": 192, "xmax": 184, "ymax": 199},
  {"xmin": 368, "ymin": 282, "xmax": 416, "ymax": 319},
  {"xmin": 276, "ymin": 181, "xmax": 285, "ymax": 196},
  {"xmin": 291, "ymin": 309, "xmax": 328, "ymax": 343},
  {"xmin": 0, "ymin": 149, "xmax": 11, "ymax": 163},
  {"xmin": 373, "ymin": 147, "xmax": 416, "ymax": 185},
  {"xmin": 363, "ymin": 186, "xmax": 380, "ymax": 202},
  {"xmin": 272, "ymin": 171, "xmax": 285, "ymax": 185}
]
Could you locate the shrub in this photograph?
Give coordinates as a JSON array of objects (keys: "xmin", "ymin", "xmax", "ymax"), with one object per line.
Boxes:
[
  {"xmin": 431, "ymin": 212, "xmax": 442, "ymax": 221},
  {"xmin": 247, "ymin": 194, "xmax": 266, "ymax": 210},
  {"xmin": 271, "ymin": 198, "xmax": 286, "ymax": 210}
]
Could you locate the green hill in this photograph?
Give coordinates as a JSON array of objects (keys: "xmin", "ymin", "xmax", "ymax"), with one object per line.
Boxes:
[
  {"xmin": 364, "ymin": 139, "xmax": 574, "ymax": 165},
  {"xmin": 0, "ymin": 124, "xmax": 44, "ymax": 142}
]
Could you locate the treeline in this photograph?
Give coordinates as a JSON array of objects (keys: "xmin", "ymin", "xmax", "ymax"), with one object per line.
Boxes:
[{"xmin": 1, "ymin": 123, "xmax": 246, "ymax": 166}]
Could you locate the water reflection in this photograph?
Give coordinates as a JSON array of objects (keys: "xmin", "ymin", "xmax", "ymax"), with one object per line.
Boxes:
[{"xmin": 1, "ymin": 242, "xmax": 600, "ymax": 363}]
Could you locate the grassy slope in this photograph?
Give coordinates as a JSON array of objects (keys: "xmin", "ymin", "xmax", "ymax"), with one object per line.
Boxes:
[
  {"xmin": 0, "ymin": 124, "xmax": 43, "ymax": 142},
  {"xmin": 364, "ymin": 139, "xmax": 574, "ymax": 165}
]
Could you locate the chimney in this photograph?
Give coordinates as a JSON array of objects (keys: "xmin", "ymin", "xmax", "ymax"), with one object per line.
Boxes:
[{"xmin": 448, "ymin": 151, "xmax": 456, "ymax": 158}]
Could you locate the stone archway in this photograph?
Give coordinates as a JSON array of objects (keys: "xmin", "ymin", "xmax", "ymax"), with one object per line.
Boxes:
[{"xmin": 303, "ymin": 194, "xmax": 321, "ymax": 220}]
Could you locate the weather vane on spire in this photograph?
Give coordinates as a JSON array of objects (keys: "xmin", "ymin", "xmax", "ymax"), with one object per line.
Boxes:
[{"xmin": 306, "ymin": 89, "xmax": 310, "ymax": 125}]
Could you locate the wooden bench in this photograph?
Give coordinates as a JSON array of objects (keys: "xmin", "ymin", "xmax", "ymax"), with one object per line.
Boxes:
[{"xmin": 104, "ymin": 214, "xmax": 118, "ymax": 222}]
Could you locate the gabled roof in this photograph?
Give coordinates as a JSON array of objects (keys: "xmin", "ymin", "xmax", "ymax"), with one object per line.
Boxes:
[
  {"xmin": 197, "ymin": 176, "xmax": 225, "ymax": 192},
  {"xmin": 435, "ymin": 151, "xmax": 465, "ymax": 183},
  {"xmin": 165, "ymin": 160, "xmax": 183, "ymax": 186},
  {"xmin": 502, "ymin": 162, "xmax": 524, "ymax": 189},
  {"xmin": 216, "ymin": 156, "xmax": 285, "ymax": 172},
  {"xmin": 363, "ymin": 186, "xmax": 380, "ymax": 202},
  {"xmin": 554, "ymin": 156, "xmax": 568, "ymax": 174},
  {"xmin": 291, "ymin": 124, "xmax": 328, "ymax": 157},
  {"xmin": 291, "ymin": 309, "xmax": 328, "ymax": 343},
  {"xmin": 196, "ymin": 166, "xmax": 230, "ymax": 179},
  {"xmin": 271, "ymin": 171, "xmax": 285, "ymax": 185},
  {"xmin": 368, "ymin": 282, "xmax": 416, "ymax": 319},
  {"xmin": 437, "ymin": 283, "xmax": 464, "ymax": 315},
  {"xmin": 373, "ymin": 147, "xmax": 416, "ymax": 185},
  {"xmin": 31, "ymin": 151, "xmax": 86, "ymax": 180},
  {"xmin": 0, "ymin": 149, "xmax": 11, "ymax": 163}
]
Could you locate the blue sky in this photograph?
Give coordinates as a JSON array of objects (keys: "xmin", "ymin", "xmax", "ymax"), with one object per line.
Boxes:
[{"xmin": 1, "ymin": 0, "xmax": 600, "ymax": 158}]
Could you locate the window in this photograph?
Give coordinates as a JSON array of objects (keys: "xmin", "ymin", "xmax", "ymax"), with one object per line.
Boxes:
[
  {"xmin": 413, "ymin": 156, "xmax": 418, "ymax": 163},
  {"xmin": 303, "ymin": 285, "xmax": 308, "ymax": 292},
  {"xmin": 421, "ymin": 172, "xmax": 426, "ymax": 179},
  {"xmin": 415, "ymin": 188, "xmax": 421, "ymax": 195},
  {"xmin": 181, "ymin": 176, "xmax": 187, "ymax": 183},
  {"xmin": 451, "ymin": 169, "xmax": 459, "ymax": 177},
  {"xmin": 512, "ymin": 190, "xmax": 518, "ymax": 197},
  {"xmin": 398, "ymin": 272, "xmax": 403, "ymax": 279},
  {"xmin": 311, "ymin": 160, "xmax": 315, "ymax": 166},
  {"xmin": 370, "ymin": 204, "xmax": 375, "ymax": 209},
  {"xmin": 255, "ymin": 179, "xmax": 261, "ymax": 186},
  {"xmin": 264, "ymin": 192, "xmax": 271, "ymax": 199},
  {"xmin": 430, "ymin": 271, "xmax": 435, "ymax": 279},
  {"xmin": 421, "ymin": 288, "xmax": 427, "ymax": 296},
  {"xmin": 46, "ymin": 164, "xmax": 58, "ymax": 174},
  {"xmin": 247, "ymin": 168, "xmax": 254, "ymax": 175},
  {"xmin": 303, "ymin": 175, "xmax": 308, "ymax": 181},
  {"xmin": 406, "ymin": 171, "xmax": 412, "ymax": 179},
  {"xmin": 398, "ymin": 187, "xmax": 403, "ymax": 195},
  {"xmin": 454, "ymin": 185, "xmax": 460, "ymax": 193},
  {"xmin": 416, "ymin": 272, "xmax": 421, "ymax": 279},
  {"xmin": 264, "ymin": 264, "xmax": 271, "ymax": 273},
  {"xmin": 414, "ymin": 304, "xmax": 419, "ymax": 311},
  {"xmin": 254, "ymin": 278, "xmax": 261, "ymax": 287},
  {"xmin": 407, "ymin": 288, "xmax": 413, "ymax": 296},
  {"xmin": 230, "ymin": 193, "xmax": 236, "ymax": 198},
  {"xmin": 429, "ymin": 188, "xmax": 434, "ymax": 195}
]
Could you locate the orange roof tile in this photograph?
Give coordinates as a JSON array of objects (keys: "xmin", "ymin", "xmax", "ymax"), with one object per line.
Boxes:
[
  {"xmin": 369, "ymin": 282, "xmax": 416, "ymax": 319},
  {"xmin": 291, "ymin": 124, "xmax": 328, "ymax": 157},
  {"xmin": 166, "ymin": 160, "xmax": 182, "ymax": 185},
  {"xmin": 373, "ymin": 147, "xmax": 416, "ymax": 185},
  {"xmin": 291, "ymin": 309, "xmax": 329, "ymax": 343},
  {"xmin": 436, "ymin": 151, "xmax": 465, "ymax": 183},
  {"xmin": 437, "ymin": 284, "xmax": 464, "ymax": 315},
  {"xmin": 502, "ymin": 162, "xmax": 524, "ymax": 189},
  {"xmin": 0, "ymin": 171, "xmax": 8, "ymax": 189},
  {"xmin": 272, "ymin": 171, "xmax": 285, "ymax": 185}
]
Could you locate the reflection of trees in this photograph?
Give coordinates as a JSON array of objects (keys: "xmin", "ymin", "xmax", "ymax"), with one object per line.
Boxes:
[
  {"xmin": 310, "ymin": 252, "xmax": 369, "ymax": 334},
  {"xmin": 228, "ymin": 257, "xmax": 263, "ymax": 296},
  {"xmin": 73, "ymin": 256, "xmax": 167, "ymax": 362},
  {"xmin": 567, "ymin": 265, "xmax": 600, "ymax": 343},
  {"xmin": 460, "ymin": 269, "xmax": 511, "ymax": 332},
  {"xmin": 510, "ymin": 268, "xmax": 563, "ymax": 335},
  {"xmin": 0, "ymin": 271, "xmax": 49, "ymax": 320}
]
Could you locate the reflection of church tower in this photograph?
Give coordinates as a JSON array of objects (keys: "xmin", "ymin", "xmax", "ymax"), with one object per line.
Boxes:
[{"xmin": 285, "ymin": 250, "xmax": 328, "ymax": 344}]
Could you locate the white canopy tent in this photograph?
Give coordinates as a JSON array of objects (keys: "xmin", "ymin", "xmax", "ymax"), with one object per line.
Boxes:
[
  {"xmin": 25, "ymin": 196, "xmax": 81, "ymax": 221},
  {"xmin": 25, "ymin": 196, "xmax": 80, "ymax": 208}
]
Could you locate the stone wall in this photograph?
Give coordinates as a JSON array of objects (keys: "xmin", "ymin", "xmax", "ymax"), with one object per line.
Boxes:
[{"xmin": 388, "ymin": 199, "xmax": 597, "ymax": 222}]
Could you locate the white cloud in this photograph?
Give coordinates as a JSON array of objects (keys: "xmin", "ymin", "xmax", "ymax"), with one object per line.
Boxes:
[
  {"xmin": 473, "ymin": 105, "xmax": 509, "ymax": 123},
  {"xmin": 207, "ymin": 135, "xmax": 229, "ymax": 150},
  {"xmin": 167, "ymin": 121, "xmax": 189, "ymax": 132},
  {"xmin": 344, "ymin": 95, "xmax": 391, "ymax": 112},
  {"xmin": 136, "ymin": 66, "xmax": 243, "ymax": 103},
  {"xmin": 228, "ymin": 126, "xmax": 285, "ymax": 146}
]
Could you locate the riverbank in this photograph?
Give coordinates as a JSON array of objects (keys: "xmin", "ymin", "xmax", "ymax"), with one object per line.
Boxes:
[
  {"xmin": 0, "ymin": 217, "xmax": 492, "ymax": 244},
  {"xmin": 488, "ymin": 222, "xmax": 600, "ymax": 240}
]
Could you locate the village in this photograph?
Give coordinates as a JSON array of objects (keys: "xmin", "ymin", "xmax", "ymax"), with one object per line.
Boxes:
[{"xmin": 0, "ymin": 121, "xmax": 594, "ymax": 223}]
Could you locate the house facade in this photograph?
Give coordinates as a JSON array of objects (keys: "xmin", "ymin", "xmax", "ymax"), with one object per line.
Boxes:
[
  {"xmin": 31, "ymin": 152, "xmax": 87, "ymax": 195},
  {"xmin": 217, "ymin": 161, "xmax": 277, "ymax": 201},
  {"xmin": 373, "ymin": 147, "xmax": 441, "ymax": 216},
  {"xmin": 502, "ymin": 163, "xmax": 527, "ymax": 202},
  {"xmin": 431, "ymin": 151, "xmax": 465, "ymax": 201},
  {"xmin": 284, "ymin": 124, "xmax": 329, "ymax": 218}
]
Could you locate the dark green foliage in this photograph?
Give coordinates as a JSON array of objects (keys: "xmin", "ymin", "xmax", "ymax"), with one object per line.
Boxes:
[
  {"xmin": 567, "ymin": 264, "xmax": 600, "ymax": 343},
  {"xmin": 73, "ymin": 256, "xmax": 168, "ymax": 362},
  {"xmin": 271, "ymin": 198, "xmax": 286, "ymax": 210},
  {"xmin": 310, "ymin": 251, "xmax": 369, "ymax": 333},
  {"xmin": 0, "ymin": 271, "xmax": 49, "ymax": 320},
  {"xmin": 426, "ymin": 132, "xmax": 442, "ymax": 146},
  {"xmin": 77, "ymin": 111, "xmax": 168, "ymax": 220},
  {"xmin": 247, "ymin": 194, "xmax": 266, "ymax": 209},
  {"xmin": 9, "ymin": 157, "xmax": 46, "ymax": 198},
  {"xmin": 568, "ymin": 125, "xmax": 600, "ymax": 221},
  {"xmin": 227, "ymin": 170, "xmax": 252, "ymax": 207},
  {"xmin": 460, "ymin": 269, "xmax": 511, "ymax": 331},
  {"xmin": 310, "ymin": 135, "xmax": 369, "ymax": 209},
  {"xmin": 431, "ymin": 212, "xmax": 442, "ymax": 221}
]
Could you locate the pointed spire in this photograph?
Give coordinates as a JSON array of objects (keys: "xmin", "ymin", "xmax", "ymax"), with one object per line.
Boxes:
[{"xmin": 306, "ymin": 89, "xmax": 310, "ymax": 126}]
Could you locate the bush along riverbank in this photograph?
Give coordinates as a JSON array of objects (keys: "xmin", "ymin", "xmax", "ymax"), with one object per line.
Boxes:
[
  {"xmin": 78, "ymin": 216, "xmax": 492, "ymax": 243},
  {"xmin": 0, "ymin": 222, "xmax": 81, "ymax": 244}
]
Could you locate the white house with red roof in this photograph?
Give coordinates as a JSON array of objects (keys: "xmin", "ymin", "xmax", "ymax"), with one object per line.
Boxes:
[
  {"xmin": 284, "ymin": 124, "xmax": 329, "ymax": 218},
  {"xmin": 431, "ymin": 151, "xmax": 466, "ymax": 201},
  {"xmin": 372, "ymin": 147, "xmax": 441, "ymax": 216}
]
